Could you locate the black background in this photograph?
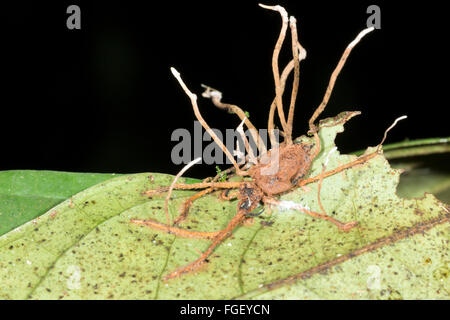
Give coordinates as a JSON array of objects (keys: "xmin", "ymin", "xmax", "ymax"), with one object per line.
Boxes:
[
  {"xmin": 0, "ymin": 300, "xmax": 441, "ymax": 317},
  {"xmin": 2, "ymin": 1, "xmax": 447, "ymax": 179}
]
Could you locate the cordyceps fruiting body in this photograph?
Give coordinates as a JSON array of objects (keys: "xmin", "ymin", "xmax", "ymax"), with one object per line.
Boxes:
[{"xmin": 130, "ymin": 4, "xmax": 407, "ymax": 281}]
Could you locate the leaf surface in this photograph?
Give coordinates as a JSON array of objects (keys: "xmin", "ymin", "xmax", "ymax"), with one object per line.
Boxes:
[
  {"xmin": 0, "ymin": 171, "xmax": 121, "ymax": 236},
  {"xmin": 0, "ymin": 114, "xmax": 448, "ymax": 299}
]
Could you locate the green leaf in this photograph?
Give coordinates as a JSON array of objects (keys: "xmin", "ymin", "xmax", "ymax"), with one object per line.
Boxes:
[
  {"xmin": 392, "ymin": 156, "xmax": 450, "ymax": 204},
  {"xmin": 354, "ymin": 137, "xmax": 450, "ymax": 203},
  {"xmin": 0, "ymin": 171, "xmax": 122, "ymax": 236},
  {"xmin": 0, "ymin": 113, "xmax": 448, "ymax": 299},
  {"xmin": 352, "ymin": 137, "xmax": 450, "ymax": 159}
]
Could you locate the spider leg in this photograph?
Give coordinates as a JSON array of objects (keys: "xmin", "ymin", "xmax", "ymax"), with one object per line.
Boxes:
[
  {"xmin": 315, "ymin": 147, "xmax": 358, "ymax": 231},
  {"xmin": 174, "ymin": 181, "xmax": 241, "ymax": 190},
  {"xmin": 299, "ymin": 115, "xmax": 408, "ymax": 187},
  {"xmin": 131, "ymin": 185, "xmax": 242, "ymax": 240},
  {"xmin": 141, "ymin": 181, "xmax": 241, "ymax": 228},
  {"xmin": 163, "ymin": 208, "xmax": 248, "ymax": 281},
  {"xmin": 131, "ymin": 218, "xmax": 220, "ymax": 239},
  {"xmin": 163, "ymin": 182, "xmax": 263, "ymax": 280},
  {"xmin": 290, "ymin": 116, "xmax": 408, "ymax": 230},
  {"xmin": 300, "ymin": 207, "xmax": 357, "ymax": 231},
  {"xmin": 131, "ymin": 186, "xmax": 243, "ymax": 240},
  {"xmin": 245, "ymin": 206, "xmax": 265, "ymax": 217},
  {"xmin": 142, "ymin": 181, "xmax": 242, "ymax": 196},
  {"xmin": 265, "ymin": 146, "xmax": 358, "ymax": 231},
  {"xmin": 220, "ymin": 189, "xmax": 239, "ymax": 201},
  {"xmin": 299, "ymin": 151, "xmax": 379, "ymax": 187},
  {"xmin": 173, "ymin": 187, "xmax": 215, "ymax": 225},
  {"xmin": 290, "ymin": 151, "xmax": 376, "ymax": 228}
]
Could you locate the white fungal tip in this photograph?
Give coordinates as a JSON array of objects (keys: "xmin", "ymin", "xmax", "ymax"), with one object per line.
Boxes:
[
  {"xmin": 201, "ymin": 84, "xmax": 223, "ymax": 100},
  {"xmin": 388, "ymin": 115, "xmax": 408, "ymax": 131},
  {"xmin": 349, "ymin": 27, "xmax": 375, "ymax": 48},
  {"xmin": 258, "ymin": 3, "xmax": 286, "ymax": 16},
  {"xmin": 170, "ymin": 67, "xmax": 180, "ymax": 77}
]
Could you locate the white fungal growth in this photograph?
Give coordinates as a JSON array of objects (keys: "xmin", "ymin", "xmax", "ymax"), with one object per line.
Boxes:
[
  {"xmin": 324, "ymin": 146, "xmax": 338, "ymax": 167},
  {"xmin": 233, "ymin": 117, "xmax": 247, "ymax": 164},
  {"xmin": 348, "ymin": 27, "xmax": 375, "ymax": 49},
  {"xmin": 164, "ymin": 156, "xmax": 202, "ymax": 225},
  {"xmin": 277, "ymin": 200, "xmax": 310, "ymax": 212},
  {"xmin": 201, "ymin": 84, "xmax": 223, "ymax": 100},
  {"xmin": 379, "ymin": 115, "xmax": 408, "ymax": 147}
]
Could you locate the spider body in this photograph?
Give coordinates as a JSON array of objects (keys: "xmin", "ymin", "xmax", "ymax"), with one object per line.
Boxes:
[
  {"xmin": 249, "ymin": 142, "xmax": 315, "ymax": 196},
  {"xmin": 238, "ymin": 182, "xmax": 264, "ymax": 212}
]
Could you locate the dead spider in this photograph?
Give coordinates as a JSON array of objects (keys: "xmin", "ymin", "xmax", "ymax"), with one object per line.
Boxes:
[{"xmin": 131, "ymin": 4, "xmax": 406, "ymax": 280}]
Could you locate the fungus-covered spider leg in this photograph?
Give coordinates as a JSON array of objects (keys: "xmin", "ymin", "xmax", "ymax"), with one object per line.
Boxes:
[
  {"xmin": 173, "ymin": 187, "xmax": 215, "ymax": 225},
  {"xmin": 131, "ymin": 218, "xmax": 220, "ymax": 239},
  {"xmin": 297, "ymin": 115, "xmax": 408, "ymax": 190},
  {"xmin": 163, "ymin": 211, "xmax": 247, "ymax": 280},
  {"xmin": 134, "ymin": 181, "xmax": 240, "ymax": 224},
  {"xmin": 286, "ymin": 116, "xmax": 408, "ymax": 230},
  {"xmin": 134, "ymin": 156, "xmax": 242, "ymax": 231},
  {"xmin": 262, "ymin": 147, "xmax": 357, "ymax": 232},
  {"xmin": 173, "ymin": 161, "xmax": 246, "ymax": 225},
  {"xmin": 220, "ymin": 189, "xmax": 239, "ymax": 201},
  {"xmin": 142, "ymin": 181, "xmax": 242, "ymax": 196}
]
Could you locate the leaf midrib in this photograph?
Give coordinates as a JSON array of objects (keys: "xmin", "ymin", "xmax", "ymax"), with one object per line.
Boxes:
[{"xmin": 234, "ymin": 212, "xmax": 449, "ymax": 299}]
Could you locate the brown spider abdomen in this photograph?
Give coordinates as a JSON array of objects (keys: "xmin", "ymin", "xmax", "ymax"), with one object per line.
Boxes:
[{"xmin": 249, "ymin": 143, "xmax": 313, "ymax": 196}]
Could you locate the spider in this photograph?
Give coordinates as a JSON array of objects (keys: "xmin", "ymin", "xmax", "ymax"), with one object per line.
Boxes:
[{"xmin": 131, "ymin": 4, "xmax": 406, "ymax": 281}]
